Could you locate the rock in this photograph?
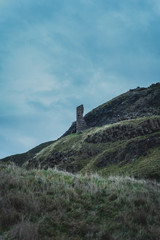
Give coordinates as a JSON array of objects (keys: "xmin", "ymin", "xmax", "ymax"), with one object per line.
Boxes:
[
  {"xmin": 85, "ymin": 117, "xmax": 160, "ymax": 144},
  {"xmin": 63, "ymin": 83, "xmax": 160, "ymax": 137},
  {"xmin": 96, "ymin": 132, "xmax": 160, "ymax": 168}
]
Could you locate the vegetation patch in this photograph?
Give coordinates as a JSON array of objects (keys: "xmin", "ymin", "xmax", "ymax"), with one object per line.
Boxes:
[
  {"xmin": 98, "ymin": 147, "xmax": 160, "ymax": 180},
  {"xmin": 0, "ymin": 163, "xmax": 160, "ymax": 240}
]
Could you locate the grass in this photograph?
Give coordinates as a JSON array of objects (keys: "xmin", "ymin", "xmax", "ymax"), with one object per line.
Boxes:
[
  {"xmin": 34, "ymin": 116, "xmax": 160, "ymax": 160},
  {"xmin": 80, "ymin": 132, "xmax": 160, "ymax": 179},
  {"xmin": 35, "ymin": 133, "xmax": 79, "ymax": 160},
  {"xmin": 95, "ymin": 147, "xmax": 160, "ymax": 179},
  {"xmin": 30, "ymin": 119, "xmax": 160, "ymax": 180},
  {"xmin": 0, "ymin": 163, "xmax": 160, "ymax": 240},
  {"xmin": 89, "ymin": 92, "xmax": 127, "ymax": 110}
]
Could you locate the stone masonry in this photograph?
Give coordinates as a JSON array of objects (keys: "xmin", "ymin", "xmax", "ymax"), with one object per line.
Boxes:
[{"xmin": 76, "ymin": 105, "xmax": 87, "ymax": 133}]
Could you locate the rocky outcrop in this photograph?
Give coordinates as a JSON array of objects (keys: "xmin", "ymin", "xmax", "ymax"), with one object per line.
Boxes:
[
  {"xmin": 63, "ymin": 83, "xmax": 160, "ymax": 137},
  {"xmin": 27, "ymin": 150, "xmax": 77, "ymax": 170},
  {"xmin": 96, "ymin": 132, "xmax": 160, "ymax": 171},
  {"xmin": 1, "ymin": 83, "xmax": 160, "ymax": 176},
  {"xmin": 26, "ymin": 117, "xmax": 160, "ymax": 174},
  {"xmin": 26, "ymin": 146, "xmax": 101, "ymax": 171},
  {"xmin": 85, "ymin": 118, "xmax": 160, "ymax": 143}
]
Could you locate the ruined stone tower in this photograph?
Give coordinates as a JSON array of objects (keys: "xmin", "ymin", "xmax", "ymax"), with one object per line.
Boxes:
[{"xmin": 76, "ymin": 104, "xmax": 87, "ymax": 133}]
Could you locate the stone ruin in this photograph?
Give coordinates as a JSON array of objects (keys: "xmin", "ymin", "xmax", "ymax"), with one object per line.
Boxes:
[{"xmin": 76, "ymin": 104, "xmax": 87, "ymax": 133}]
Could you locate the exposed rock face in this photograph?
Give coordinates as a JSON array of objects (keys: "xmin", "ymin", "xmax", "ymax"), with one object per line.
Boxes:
[
  {"xmin": 63, "ymin": 83, "xmax": 160, "ymax": 137},
  {"xmin": 96, "ymin": 132, "xmax": 160, "ymax": 171},
  {"xmin": 1, "ymin": 83, "xmax": 160, "ymax": 179},
  {"xmin": 85, "ymin": 118, "xmax": 160, "ymax": 143},
  {"xmin": 76, "ymin": 105, "xmax": 87, "ymax": 133},
  {"xmin": 26, "ymin": 117, "xmax": 160, "ymax": 175}
]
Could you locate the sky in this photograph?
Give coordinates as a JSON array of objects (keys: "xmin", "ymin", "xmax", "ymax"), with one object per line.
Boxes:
[{"xmin": 0, "ymin": 0, "xmax": 160, "ymax": 158}]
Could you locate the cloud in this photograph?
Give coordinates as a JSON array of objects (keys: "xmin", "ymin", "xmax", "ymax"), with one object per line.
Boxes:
[
  {"xmin": 150, "ymin": 0, "xmax": 160, "ymax": 15},
  {"xmin": 0, "ymin": 0, "xmax": 160, "ymax": 158},
  {"xmin": 14, "ymin": 136, "xmax": 37, "ymax": 149}
]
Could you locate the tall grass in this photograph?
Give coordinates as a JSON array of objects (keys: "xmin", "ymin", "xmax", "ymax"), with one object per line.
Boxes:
[{"xmin": 0, "ymin": 163, "xmax": 160, "ymax": 240}]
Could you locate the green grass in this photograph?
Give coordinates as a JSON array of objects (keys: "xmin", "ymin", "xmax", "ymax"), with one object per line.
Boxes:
[
  {"xmin": 90, "ymin": 92, "xmax": 127, "ymax": 110},
  {"xmin": 79, "ymin": 131, "xmax": 160, "ymax": 179},
  {"xmin": 22, "ymin": 116, "xmax": 160, "ymax": 182},
  {"xmin": 95, "ymin": 147, "xmax": 160, "ymax": 179},
  {"xmin": 0, "ymin": 163, "xmax": 160, "ymax": 240},
  {"xmin": 35, "ymin": 133, "xmax": 79, "ymax": 160},
  {"xmin": 35, "ymin": 115, "xmax": 160, "ymax": 159}
]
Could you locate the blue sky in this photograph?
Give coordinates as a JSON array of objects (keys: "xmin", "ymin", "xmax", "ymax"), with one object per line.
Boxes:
[{"xmin": 0, "ymin": 0, "xmax": 160, "ymax": 158}]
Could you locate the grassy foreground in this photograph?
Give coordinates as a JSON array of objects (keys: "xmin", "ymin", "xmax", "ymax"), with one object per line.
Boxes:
[{"xmin": 0, "ymin": 163, "xmax": 160, "ymax": 240}]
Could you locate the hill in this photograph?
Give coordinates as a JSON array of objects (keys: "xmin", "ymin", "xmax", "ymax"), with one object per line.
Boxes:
[
  {"xmin": 0, "ymin": 163, "xmax": 160, "ymax": 240},
  {"xmin": 0, "ymin": 83, "xmax": 160, "ymax": 239},
  {"xmin": 1, "ymin": 83, "xmax": 160, "ymax": 180},
  {"xmin": 63, "ymin": 82, "xmax": 160, "ymax": 136},
  {"xmin": 1, "ymin": 141, "xmax": 55, "ymax": 167},
  {"xmin": 25, "ymin": 115, "xmax": 160, "ymax": 180}
]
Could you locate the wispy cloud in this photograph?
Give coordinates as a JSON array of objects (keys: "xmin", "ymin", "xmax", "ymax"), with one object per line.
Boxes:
[{"xmin": 0, "ymin": 0, "xmax": 160, "ymax": 158}]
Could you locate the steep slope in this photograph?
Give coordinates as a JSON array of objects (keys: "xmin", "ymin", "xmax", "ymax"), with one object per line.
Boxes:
[
  {"xmin": 63, "ymin": 83, "xmax": 160, "ymax": 136},
  {"xmin": 1, "ymin": 141, "xmax": 55, "ymax": 166},
  {"xmin": 1, "ymin": 83, "xmax": 160, "ymax": 180},
  {"xmin": 25, "ymin": 116, "xmax": 160, "ymax": 180},
  {"xmin": 0, "ymin": 163, "xmax": 160, "ymax": 240}
]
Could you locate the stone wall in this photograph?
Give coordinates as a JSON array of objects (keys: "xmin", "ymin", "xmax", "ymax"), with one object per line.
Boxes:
[{"xmin": 76, "ymin": 105, "xmax": 87, "ymax": 133}]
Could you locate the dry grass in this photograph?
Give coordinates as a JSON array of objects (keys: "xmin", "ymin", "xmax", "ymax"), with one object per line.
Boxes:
[
  {"xmin": 0, "ymin": 163, "xmax": 160, "ymax": 240},
  {"xmin": 1, "ymin": 219, "xmax": 39, "ymax": 240}
]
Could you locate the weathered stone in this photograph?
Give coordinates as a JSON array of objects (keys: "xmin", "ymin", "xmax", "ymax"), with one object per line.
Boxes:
[{"xmin": 76, "ymin": 105, "xmax": 87, "ymax": 133}]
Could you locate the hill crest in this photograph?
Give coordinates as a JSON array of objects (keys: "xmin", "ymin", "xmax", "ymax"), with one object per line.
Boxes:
[
  {"xmin": 63, "ymin": 82, "xmax": 160, "ymax": 136},
  {"xmin": 1, "ymin": 82, "xmax": 160, "ymax": 180}
]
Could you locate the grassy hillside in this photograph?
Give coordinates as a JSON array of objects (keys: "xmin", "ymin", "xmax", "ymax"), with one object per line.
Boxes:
[
  {"xmin": 1, "ymin": 141, "xmax": 55, "ymax": 166},
  {"xmin": 1, "ymin": 83, "xmax": 160, "ymax": 181},
  {"xmin": 0, "ymin": 163, "xmax": 160, "ymax": 240},
  {"xmin": 25, "ymin": 116, "xmax": 160, "ymax": 180}
]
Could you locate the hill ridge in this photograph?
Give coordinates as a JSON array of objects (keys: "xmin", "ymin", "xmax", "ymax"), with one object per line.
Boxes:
[
  {"xmin": 1, "ymin": 82, "xmax": 160, "ymax": 180},
  {"xmin": 63, "ymin": 82, "xmax": 160, "ymax": 136}
]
